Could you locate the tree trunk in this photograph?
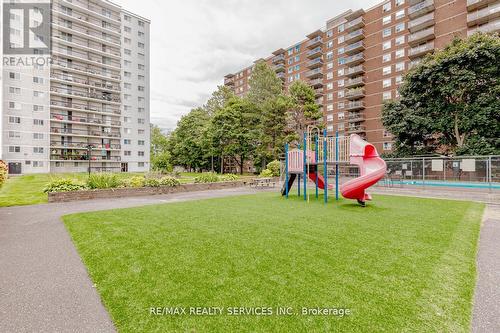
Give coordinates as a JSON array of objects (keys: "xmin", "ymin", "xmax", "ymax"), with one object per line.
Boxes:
[{"xmin": 240, "ymin": 156, "xmax": 244, "ymax": 175}]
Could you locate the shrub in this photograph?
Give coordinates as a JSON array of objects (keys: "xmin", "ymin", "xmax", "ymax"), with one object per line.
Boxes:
[
  {"xmin": 219, "ymin": 174, "xmax": 239, "ymax": 182},
  {"xmin": 194, "ymin": 172, "xmax": 219, "ymax": 183},
  {"xmin": 266, "ymin": 160, "xmax": 281, "ymax": 177},
  {"xmin": 144, "ymin": 177, "xmax": 161, "ymax": 187},
  {"xmin": 259, "ymin": 169, "xmax": 273, "ymax": 178},
  {"xmin": 43, "ymin": 179, "xmax": 88, "ymax": 193},
  {"xmin": 87, "ymin": 173, "xmax": 121, "ymax": 189},
  {"xmin": 122, "ymin": 176, "xmax": 145, "ymax": 188},
  {"xmin": 159, "ymin": 176, "xmax": 180, "ymax": 187},
  {"xmin": 0, "ymin": 160, "xmax": 7, "ymax": 188}
]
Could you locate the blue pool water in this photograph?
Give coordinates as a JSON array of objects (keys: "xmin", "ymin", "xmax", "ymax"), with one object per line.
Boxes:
[{"xmin": 381, "ymin": 179, "xmax": 500, "ymax": 189}]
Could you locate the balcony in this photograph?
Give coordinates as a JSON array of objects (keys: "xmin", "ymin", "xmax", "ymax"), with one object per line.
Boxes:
[
  {"xmin": 347, "ymin": 125, "xmax": 366, "ymax": 133},
  {"xmin": 274, "ymin": 63, "xmax": 286, "ymax": 73},
  {"xmin": 52, "ymin": 48, "xmax": 121, "ymax": 71},
  {"xmin": 467, "ymin": 0, "xmax": 497, "ymax": 11},
  {"xmin": 306, "ymin": 68, "xmax": 323, "ymax": 79},
  {"xmin": 50, "ymin": 87, "xmax": 121, "ymax": 104},
  {"xmin": 307, "ymin": 47, "xmax": 323, "ymax": 59},
  {"xmin": 344, "ymin": 29, "xmax": 365, "ymax": 43},
  {"xmin": 59, "ymin": 0, "xmax": 122, "ymax": 24},
  {"xmin": 345, "ymin": 76, "xmax": 365, "ymax": 88},
  {"xmin": 345, "ymin": 88, "xmax": 365, "ymax": 100},
  {"xmin": 50, "ymin": 127, "xmax": 121, "ymax": 138},
  {"xmin": 345, "ymin": 41, "xmax": 365, "ymax": 55},
  {"xmin": 309, "ymin": 79, "xmax": 323, "ymax": 88},
  {"xmin": 51, "ymin": 113, "xmax": 121, "ymax": 127},
  {"xmin": 52, "ymin": 6, "xmax": 121, "ymax": 36},
  {"xmin": 51, "ymin": 20, "xmax": 121, "ymax": 47},
  {"xmin": 346, "ymin": 101, "xmax": 365, "ymax": 111},
  {"xmin": 50, "ymin": 154, "xmax": 121, "ymax": 162},
  {"xmin": 409, "ymin": 41, "xmax": 434, "ymax": 58},
  {"xmin": 51, "ymin": 60, "xmax": 121, "ymax": 82},
  {"xmin": 468, "ymin": 18, "xmax": 500, "ymax": 35},
  {"xmin": 345, "ymin": 16, "xmax": 365, "ymax": 32},
  {"xmin": 224, "ymin": 78, "xmax": 234, "ymax": 86},
  {"xmin": 50, "ymin": 74, "xmax": 120, "ymax": 93},
  {"xmin": 467, "ymin": 2, "xmax": 500, "ymax": 27},
  {"xmin": 316, "ymin": 98, "xmax": 324, "ymax": 106},
  {"xmin": 408, "ymin": 0, "xmax": 435, "ymax": 19},
  {"xmin": 50, "ymin": 100, "xmax": 121, "ymax": 115},
  {"xmin": 408, "ymin": 26, "xmax": 435, "ymax": 45},
  {"xmin": 272, "ymin": 54, "xmax": 285, "ymax": 64},
  {"xmin": 276, "ymin": 72, "xmax": 286, "ymax": 80},
  {"xmin": 348, "ymin": 113, "xmax": 365, "ymax": 122},
  {"xmin": 408, "ymin": 12, "xmax": 435, "ymax": 33},
  {"xmin": 50, "ymin": 141, "xmax": 121, "ymax": 150},
  {"xmin": 307, "ymin": 36, "xmax": 323, "ymax": 49},
  {"xmin": 345, "ymin": 53, "xmax": 365, "ymax": 66},
  {"xmin": 314, "ymin": 88, "xmax": 324, "ymax": 97},
  {"xmin": 345, "ymin": 65, "xmax": 365, "ymax": 78},
  {"xmin": 52, "ymin": 35, "xmax": 121, "ymax": 59},
  {"xmin": 307, "ymin": 58, "xmax": 323, "ymax": 69}
]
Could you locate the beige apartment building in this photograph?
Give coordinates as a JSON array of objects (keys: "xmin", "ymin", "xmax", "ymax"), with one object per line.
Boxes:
[{"xmin": 224, "ymin": 0, "xmax": 499, "ymax": 152}]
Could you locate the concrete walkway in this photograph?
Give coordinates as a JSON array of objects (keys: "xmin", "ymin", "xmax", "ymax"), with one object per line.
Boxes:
[
  {"xmin": 0, "ymin": 187, "xmax": 269, "ymax": 332},
  {"xmin": 0, "ymin": 186, "xmax": 498, "ymax": 332}
]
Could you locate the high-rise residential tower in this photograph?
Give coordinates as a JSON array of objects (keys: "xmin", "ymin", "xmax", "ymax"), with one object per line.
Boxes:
[
  {"xmin": 224, "ymin": 0, "xmax": 499, "ymax": 152},
  {"xmin": 1, "ymin": 0, "xmax": 150, "ymax": 174}
]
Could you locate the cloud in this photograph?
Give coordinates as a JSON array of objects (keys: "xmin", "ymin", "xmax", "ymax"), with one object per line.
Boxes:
[{"xmin": 117, "ymin": 0, "xmax": 379, "ymax": 130}]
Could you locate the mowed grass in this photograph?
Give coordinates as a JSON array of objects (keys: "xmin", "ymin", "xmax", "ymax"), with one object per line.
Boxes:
[{"xmin": 63, "ymin": 194, "xmax": 483, "ymax": 333}]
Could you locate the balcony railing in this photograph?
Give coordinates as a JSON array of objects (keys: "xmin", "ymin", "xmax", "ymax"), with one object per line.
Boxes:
[
  {"xmin": 307, "ymin": 47, "xmax": 323, "ymax": 59},
  {"xmin": 50, "ymin": 154, "xmax": 121, "ymax": 162},
  {"xmin": 344, "ymin": 29, "xmax": 365, "ymax": 43},
  {"xmin": 51, "ymin": 19, "xmax": 121, "ymax": 46},
  {"xmin": 467, "ymin": 0, "xmax": 497, "ymax": 11},
  {"xmin": 409, "ymin": 41, "xmax": 434, "ymax": 58},
  {"xmin": 314, "ymin": 88, "xmax": 324, "ymax": 97},
  {"xmin": 52, "ymin": 47, "xmax": 121, "ymax": 71},
  {"xmin": 467, "ymin": 2, "xmax": 500, "ymax": 26},
  {"xmin": 307, "ymin": 58, "xmax": 323, "ymax": 69},
  {"xmin": 467, "ymin": 18, "xmax": 500, "ymax": 35},
  {"xmin": 307, "ymin": 36, "xmax": 323, "ymax": 49},
  {"xmin": 345, "ymin": 76, "xmax": 365, "ymax": 88},
  {"xmin": 346, "ymin": 65, "xmax": 365, "ymax": 77},
  {"xmin": 52, "ymin": 5, "xmax": 121, "ymax": 36},
  {"xmin": 345, "ymin": 41, "xmax": 365, "ymax": 55},
  {"xmin": 50, "ymin": 73, "xmax": 120, "ymax": 92},
  {"xmin": 346, "ymin": 101, "xmax": 365, "ymax": 111},
  {"xmin": 60, "ymin": 0, "xmax": 122, "ymax": 24},
  {"xmin": 408, "ymin": 26, "xmax": 435, "ymax": 45},
  {"xmin": 408, "ymin": 12, "xmax": 435, "ymax": 33},
  {"xmin": 272, "ymin": 54, "xmax": 285, "ymax": 64},
  {"xmin": 345, "ymin": 88, "xmax": 365, "ymax": 100},
  {"xmin": 408, "ymin": 0, "xmax": 435, "ymax": 19},
  {"xmin": 277, "ymin": 72, "xmax": 286, "ymax": 80},
  {"xmin": 50, "ymin": 100, "xmax": 121, "ymax": 115},
  {"xmin": 50, "ymin": 87, "xmax": 121, "ymax": 104},
  {"xmin": 51, "ymin": 60, "xmax": 121, "ymax": 81},
  {"xmin": 224, "ymin": 78, "xmax": 234, "ymax": 85},
  {"xmin": 52, "ymin": 35, "xmax": 121, "ymax": 58},
  {"xmin": 306, "ymin": 68, "xmax": 323, "ymax": 79},
  {"xmin": 51, "ymin": 113, "xmax": 121, "ymax": 126},
  {"xmin": 309, "ymin": 79, "xmax": 323, "ymax": 88},
  {"xmin": 50, "ymin": 141, "xmax": 121, "ymax": 150},
  {"xmin": 345, "ymin": 53, "xmax": 365, "ymax": 65},
  {"xmin": 50, "ymin": 127, "xmax": 121, "ymax": 138},
  {"xmin": 347, "ymin": 125, "xmax": 366, "ymax": 133},
  {"xmin": 274, "ymin": 63, "xmax": 286, "ymax": 72},
  {"xmin": 345, "ymin": 16, "xmax": 365, "ymax": 32},
  {"xmin": 348, "ymin": 113, "xmax": 365, "ymax": 122}
]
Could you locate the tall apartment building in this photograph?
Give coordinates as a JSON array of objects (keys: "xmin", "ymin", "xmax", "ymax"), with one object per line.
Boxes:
[
  {"xmin": 224, "ymin": 0, "xmax": 500, "ymax": 152},
  {"xmin": 1, "ymin": 0, "xmax": 150, "ymax": 174}
]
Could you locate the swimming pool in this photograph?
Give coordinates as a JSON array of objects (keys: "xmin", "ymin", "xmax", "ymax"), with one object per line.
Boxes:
[{"xmin": 380, "ymin": 179, "xmax": 500, "ymax": 189}]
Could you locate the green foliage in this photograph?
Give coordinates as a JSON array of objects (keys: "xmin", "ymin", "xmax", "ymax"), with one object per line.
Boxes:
[
  {"xmin": 87, "ymin": 173, "xmax": 121, "ymax": 189},
  {"xmin": 0, "ymin": 160, "xmax": 7, "ymax": 187},
  {"xmin": 122, "ymin": 176, "xmax": 145, "ymax": 188},
  {"xmin": 159, "ymin": 176, "xmax": 181, "ymax": 187},
  {"xmin": 219, "ymin": 174, "xmax": 239, "ymax": 182},
  {"xmin": 143, "ymin": 177, "xmax": 161, "ymax": 187},
  {"xmin": 287, "ymin": 80, "xmax": 323, "ymax": 143},
  {"xmin": 266, "ymin": 160, "xmax": 281, "ymax": 177},
  {"xmin": 43, "ymin": 178, "xmax": 88, "ymax": 193},
  {"xmin": 259, "ymin": 169, "xmax": 273, "ymax": 177},
  {"xmin": 194, "ymin": 172, "xmax": 220, "ymax": 183},
  {"xmin": 382, "ymin": 33, "xmax": 500, "ymax": 156},
  {"xmin": 203, "ymin": 85, "xmax": 235, "ymax": 117}
]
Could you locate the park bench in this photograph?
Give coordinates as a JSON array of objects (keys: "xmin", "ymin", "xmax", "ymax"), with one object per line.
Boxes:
[{"xmin": 250, "ymin": 177, "xmax": 276, "ymax": 188}]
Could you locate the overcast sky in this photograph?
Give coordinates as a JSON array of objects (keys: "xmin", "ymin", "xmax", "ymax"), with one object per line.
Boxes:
[{"xmin": 118, "ymin": 0, "xmax": 380, "ymax": 130}]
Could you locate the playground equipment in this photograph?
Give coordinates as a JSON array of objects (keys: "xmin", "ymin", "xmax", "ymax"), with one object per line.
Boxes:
[{"xmin": 282, "ymin": 127, "xmax": 387, "ymax": 206}]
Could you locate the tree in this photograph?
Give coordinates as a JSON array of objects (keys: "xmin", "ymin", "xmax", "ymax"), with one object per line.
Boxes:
[
  {"xmin": 382, "ymin": 33, "xmax": 500, "ymax": 156},
  {"xmin": 150, "ymin": 125, "xmax": 172, "ymax": 172},
  {"xmin": 210, "ymin": 97, "xmax": 260, "ymax": 174},
  {"xmin": 203, "ymin": 85, "xmax": 234, "ymax": 117},
  {"xmin": 169, "ymin": 108, "xmax": 211, "ymax": 171},
  {"xmin": 286, "ymin": 80, "xmax": 323, "ymax": 144},
  {"xmin": 246, "ymin": 61, "xmax": 287, "ymax": 168}
]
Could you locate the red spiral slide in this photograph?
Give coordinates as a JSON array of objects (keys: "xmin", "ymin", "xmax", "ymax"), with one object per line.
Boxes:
[{"xmin": 340, "ymin": 135, "xmax": 387, "ymax": 205}]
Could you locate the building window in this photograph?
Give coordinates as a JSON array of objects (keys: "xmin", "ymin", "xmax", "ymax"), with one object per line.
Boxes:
[
  {"xmin": 9, "ymin": 102, "xmax": 21, "ymax": 110},
  {"xmin": 327, "ymin": 82, "xmax": 333, "ymax": 90},
  {"xmin": 395, "ymin": 35, "xmax": 405, "ymax": 45},
  {"xmin": 9, "ymin": 146, "xmax": 21, "ymax": 153},
  {"xmin": 326, "ymin": 29, "xmax": 333, "ymax": 37},
  {"xmin": 327, "ymin": 114, "xmax": 334, "ymax": 121},
  {"xmin": 33, "ymin": 91, "xmax": 44, "ymax": 98},
  {"xmin": 138, "ymin": 42, "xmax": 144, "ymax": 48},
  {"xmin": 396, "ymin": 62, "xmax": 405, "ymax": 72},
  {"xmin": 383, "ymin": 28, "xmax": 391, "ymax": 37},
  {"xmin": 124, "ymin": 139, "xmax": 131, "ymax": 144},
  {"xmin": 327, "ymin": 104, "xmax": 334, "ymax": 111},
  {"xmin": 383, "ymin": 15, "xmax": 392, "ymax": 25},
  {"xmin": 383, "ymin": 91, "xmax": 392, "ymax": 100},
  {"xmin": 338, "ymin": 79, "xmax": 344, "ymax": 87},
  {"xmin": 9, "ymin": 72, "xmax": 20, "ymax": 80},
  {"xmin": 294, "ymin": 45, "xmax": 300, "ymax": 53},
  {"xmin": 383, "ymin": 79, "xmax": 392, "ymax": 88},
  {"xmin": 337, "ymin": 69, "xmax": 344, "ymax": 76},
  {"xmin": 8, "ymin": 131, "xmax": 20, "ymax": 138},
  {"xmin": 124, "ymin": 83, "xmax": 131, "ymax": 89},
  {"xmin": 338, "ymin": 102, "xmax": 345, "ymax": 109},
  {"xmin": 124, "ymin": 49, "xmax": 131, "ymax": 55},
  {"xmin": 383, "ymin": 40, "xmax": 391, "ymax": 50},
  {"xmin": 9, "ymin": 116, "xmax": 21, "ymax": 124},
  {"xmin": 338, "ymin": 48, "xmax": 344, "ymax": 55},
  {"xmin": 383, "ymin": 53, "xmax": 391, "ymax": 63},
  {"xmin": 124, "ymin": 150, "xmax": 131, "ymax": 156},
  {"xmin": 338, "ymin": 35, "xmax": 344, "ymax": 44},
  {"xmin": 396, "ymin": 9, "xmax": 405, "ymax": 20},
  {"xmin": 338, "ymin": 90, "xmax": 344, "ymax": 98},
  {"xmin": 338, "ymin": 112, "xmax": 345, "ymax": 120},
  {"xmin": 338, "ymin": 24, "xmax": 344, "ymax": 32},
  {"xmin": 138, "ymin": 162, "xmax": 145, "ymax": 167},
  {"xmin": 138, "ymin": 86, "xmax": 145, "ymax": 92},
  {"xmin": 33, "ymin": 119, "xmax": 44, "ymax": 125},
  {"xmin": 34, "ymin": 147, "xmax": 44, "ymax": 153},
  {"xmin": 138, "ymin": 118, "xmax": 145, "ymax": 124},
  {"xmin": 383, "ymin": 142, "xmax": 393, "ymax": 150},
  {"xmin": 395, "ymin": 22, "xmax": 405, "ymax": 33},
  {"xmin": 383, "ymin": 2, "xmax": 391, "ymax": 12},
  {"xmin": 395, "ymin": 75, "xmax": 403, "ymax": 85},
  {"xmin": 396, "ymin": 0, "xmax": 405, "ymax": 5},
  {"xmin": 9, "ymin": 87, "xmax": 21, "ymax": 94},
  {"xmin": 383, "ymin": 66, "xmax": 392, "ymax": 75},
  {"xmin": 395, "ymin": 49, "xmax": 405, "ymax": 58},
  {"xmin": 138, "ymin": 21, "xmax": 145, "ymax": 27},
  {"xmin": 138, "ymin": 151, "xmax": 145, "ymax": 157},
  {"xmin": 138, "ymin": 140, "xmax": 145, "ymax": 145},
  {"xmin": 33, "ymin": 133, "xmax": 44, "ymax": 139},
  {"xmin": 124, "ymin": 26, "xmax": 131, "ymax": 33},
  {"xmin": 33, "ymin": 105, "xmax": 43, "ymax": 111}
]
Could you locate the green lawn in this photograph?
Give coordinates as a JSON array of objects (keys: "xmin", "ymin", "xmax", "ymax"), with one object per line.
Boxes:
[{"xmin": 63, "ymin": 194, "xmax": 483, "ymax": 332}]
